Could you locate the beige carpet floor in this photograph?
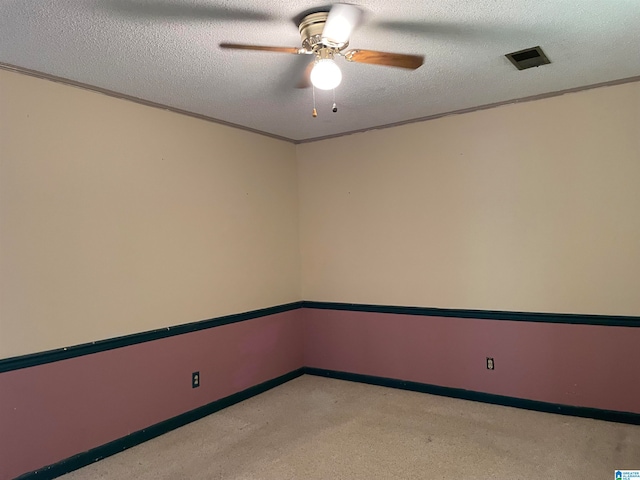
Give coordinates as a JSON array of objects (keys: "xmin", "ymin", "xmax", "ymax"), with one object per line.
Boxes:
[{"xmin": 61, "ymin": 375, "xmax": 640, "ymax": 479}]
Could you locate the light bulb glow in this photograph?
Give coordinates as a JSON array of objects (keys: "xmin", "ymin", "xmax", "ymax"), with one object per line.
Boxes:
[{"xmin": 310, "ymin": 59, "xmax": 342, "ymax": 90}]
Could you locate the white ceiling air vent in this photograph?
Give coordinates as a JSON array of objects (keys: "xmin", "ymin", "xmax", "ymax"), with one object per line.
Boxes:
[{"xmin": 505, "ymin": 46, "xmax": 551, "ymax": 70}]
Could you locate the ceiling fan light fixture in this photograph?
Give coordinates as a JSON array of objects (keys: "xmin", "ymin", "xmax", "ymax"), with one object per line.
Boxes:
[{"xmin": 310, "ymin": 58, "xmax": 342, "ymax": 90}]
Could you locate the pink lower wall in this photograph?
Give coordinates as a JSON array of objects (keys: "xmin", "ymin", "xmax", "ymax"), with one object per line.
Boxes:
[
  {"xmin": 0, "ymin": 310, "xmax": 303, "ymax": 480},
  {"xmin": 3, "ymin": 306, "xmax": 638, "ymax": 479},
  {"xmin": 303, "ymin": 308, "xmax": 640, "ymax": 414}
]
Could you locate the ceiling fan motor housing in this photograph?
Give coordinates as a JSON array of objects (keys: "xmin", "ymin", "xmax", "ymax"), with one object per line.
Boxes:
[{"xmin": 299, "ymin": 12, "xmax": 347, "ymax": 51}]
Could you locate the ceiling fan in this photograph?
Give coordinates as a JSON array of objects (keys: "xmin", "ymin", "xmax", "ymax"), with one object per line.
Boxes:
[{"xmin": 220, "ymin": 4, "xmax": 424, "ymax": 92}]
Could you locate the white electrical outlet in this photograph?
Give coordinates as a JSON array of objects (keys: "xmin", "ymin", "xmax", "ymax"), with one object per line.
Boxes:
[{"xmin": 486, "ymin": 358, "xmax": 495, "ymax": 370}]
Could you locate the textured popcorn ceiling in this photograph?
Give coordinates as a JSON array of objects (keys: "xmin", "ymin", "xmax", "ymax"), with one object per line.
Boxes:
[{"xmin": 1, "ymin": 0, "xmax": 639, "ymax": 142}]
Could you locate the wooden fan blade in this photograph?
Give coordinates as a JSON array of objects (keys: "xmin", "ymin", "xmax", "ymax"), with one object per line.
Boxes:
[
  {"xmin": 344, "ymin": 49, "xmax": 424, "ymax": 69},
  {"xmin": 219, "ymin": 43, "xmax": 303, "ymax": 54},
  {"xmin": 296, "ymin": 61, "xmax": 314, "ymax": 88}
]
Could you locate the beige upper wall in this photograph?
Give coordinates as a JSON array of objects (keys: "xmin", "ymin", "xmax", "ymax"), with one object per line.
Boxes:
[
  {"xmin": 2, "ymin": 71, "xmax": 638, "ymax": 360},
  {"xmin": 0, "ymin": 69, "xmax": 300, "ymax": 359},
  {"xmin": 299, "ymin": 81, "xmax": 640, "ymax": 316}
]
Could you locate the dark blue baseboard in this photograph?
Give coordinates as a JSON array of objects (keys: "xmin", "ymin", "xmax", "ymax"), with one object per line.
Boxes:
[
  {"xmin": 16, "ymin": 368, "xmax": 305, "ymax": 480},
  {"xmin": 304, "ymin": 367, "xmax": 640, "ymax": 426},
  {"xmin": 15, "ymin": 366, "xmax": 640, "ymax": 479}
]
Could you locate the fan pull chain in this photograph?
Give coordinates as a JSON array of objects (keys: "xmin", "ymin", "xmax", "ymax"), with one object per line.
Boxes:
[
  {"xmin": 312, "ymin": 86, "xmax": 318, "ymax": 118},
  {"xmin": 332, "ymin": 88, "xmax": 338, "ymax": 113}
]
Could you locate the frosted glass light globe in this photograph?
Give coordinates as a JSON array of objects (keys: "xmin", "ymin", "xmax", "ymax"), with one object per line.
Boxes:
[{"xmin": 310, "ymin": 59, "xmax": 342, "ymax": 90}]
